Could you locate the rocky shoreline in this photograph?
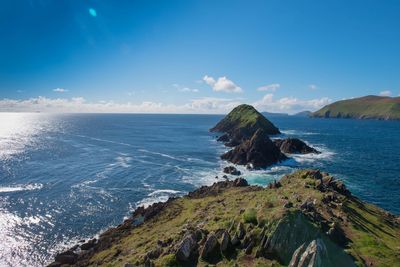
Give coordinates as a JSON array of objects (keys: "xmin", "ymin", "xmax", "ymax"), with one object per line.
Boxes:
[{"xmin": 48, "ymin": 105, "xmax": 400, "ymax": 267}]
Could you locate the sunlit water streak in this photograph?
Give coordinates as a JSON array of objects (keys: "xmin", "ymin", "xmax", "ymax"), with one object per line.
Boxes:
[{"xmin": 0, "ymin": 113, "xmax": 399, "ymax": 266}]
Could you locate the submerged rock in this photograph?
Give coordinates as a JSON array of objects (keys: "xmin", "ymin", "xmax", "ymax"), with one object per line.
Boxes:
[
  {"xmin": 221, "ymin": 129, "xmax": 287, "ymax": 168},
  {"xmin": 274, "ymin": 138, "xmax": 320, "ymax": 154}
]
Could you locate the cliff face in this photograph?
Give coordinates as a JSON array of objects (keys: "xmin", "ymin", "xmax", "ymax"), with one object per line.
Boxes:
[
  {"xmin": 312, "ymin": 95, "xmax": 400, "ymax": 120},
  {"xmin": 210, "ymin": 104, "xmax": 280, "ymax": 143},
  {"xmin": 48, "ymin": 170, "xmax": 400, "ymax": 267}
]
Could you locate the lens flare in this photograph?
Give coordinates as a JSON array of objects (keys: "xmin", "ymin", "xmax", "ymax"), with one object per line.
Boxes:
[{"xmin": 89, "ymin": 8, "xmax": 97, "ymax": 17}]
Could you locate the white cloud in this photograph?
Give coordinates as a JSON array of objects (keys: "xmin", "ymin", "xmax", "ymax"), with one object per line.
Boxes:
[
  {"xmin": 308, "ymin": 84, "xmax": 318, "ymax": 90},
  {"xmin": 379, "ymin": 90, "xmax": 391, "ymax": 96},
  {"xmin": 203, "ymin": 75, "xmax": 242, "ymax": 93},
  {"xmin": 253, "ymin": 93, "xmax": 331, "ymax": 114},
  {"xmin": 179, "ymin": 87, "xmax": 199, "ymax": 93},
  {"xmin": 53, "ymin": 88, "xmax": 68, "ymax": 93},
  {"xmin": 0, "ymin": 96, "xmax": 242, "ymax": 114},
  {"xmin": 257, "ymin": 83, "xmax": 280, "ymax": 92}
]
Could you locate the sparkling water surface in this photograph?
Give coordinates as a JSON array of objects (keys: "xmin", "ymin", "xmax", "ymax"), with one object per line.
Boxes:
[{"xmin": 0, "ymin": 113, "xmax": 399, "ymax": 266}]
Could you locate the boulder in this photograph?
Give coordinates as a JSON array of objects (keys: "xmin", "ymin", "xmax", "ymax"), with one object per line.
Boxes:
[
  {"xmin": 273, "ymin": 138, "xmax": 320, "ymax": 154},
  {"xmin": 289, "ymin": 239, "xmax": 327, "ymax": 267},
  {"xmin": 233, "ymin": 178, "xmax": 248, "ymax": 187},
  {"xmin": 220, "ymin": 230, "xmax": 232, "ymax": 252},
  {"xmin": 175, "ymin": 234, "xmax": 198, "ymax": 261},
  {"xmin": 223, "ymin": 166, "xmax": 241, "ymax": 176},
  {"xmin": 200, "ymin": 233, "xmax": 219, "ymax": 260},
  {"xmin": 54, "ymin": 251, "xmax": 78, "ymax": 265},
  {"xmin": 236, "ymin": 222, "xmax": 246, "ymax": 239},
  {"xmin": 221, "ymin": 129, "xmax": 287, "ymax": 168}
]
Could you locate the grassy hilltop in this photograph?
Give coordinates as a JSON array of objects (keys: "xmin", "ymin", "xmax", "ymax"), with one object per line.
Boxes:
[
  {"xmin": 312, "ymin": 95, "xmax": 400, "ymax": 120},
  {"xmin": 53, "ymin": 170, "xmax": 400, "ymax": 267}
]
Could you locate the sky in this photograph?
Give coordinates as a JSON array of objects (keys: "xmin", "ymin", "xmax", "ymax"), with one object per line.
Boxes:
[{"xmin": 1, "ymin": 0, "xmax": 400, "ymax": 114}]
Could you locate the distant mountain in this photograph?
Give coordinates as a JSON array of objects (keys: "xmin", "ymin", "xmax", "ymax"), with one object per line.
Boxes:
[
  {"xmin": 312, "ymin": 95, "xmax": 400, "ymax": 120},
  {"xmin": 293, "ymin": 111, "xmax": 312, "ymax": 117},
  {"xmin": 261, "ymin": 111, "xmax": 289, "ymax": 117}
]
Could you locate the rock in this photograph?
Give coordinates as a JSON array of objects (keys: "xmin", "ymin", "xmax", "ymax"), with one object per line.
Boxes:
[
  {"xmin": 233, "ymin": 178, "xmax": 248, "ymax": 187},
  {"xmin": 175, "ymin": 234, "xmax": 197, "ymax": 261},
  {"xmin": 326, "ymin": 223, "xmax": 348, "ymax": 247},
  {"xmin": 217, "ymin": 134, "xmax": 230, "ymax": 142},
  {"xmin": 274, "ymin": 138, "xmax": 320, "ymax": 154},
  {"xmin": 220, "ymin": 231, "xmax": 232, "ymax": 252},
  {"xmin": 222, "ymin": 175, "xmax": 228, "ymax": 179},
  {"xmin": 200, "ymin": 233, "xmax": 219, "ymax": 260},
  {"xmin": 223, "ymin": 166, "xmax": 241, "ymax": 175},
  {"xmin": 147, "ymin": 247, "xmax": 163, "ymax": 259},
  {"xmin": 290, "ymin": 239, "xmax": 328, "ymax": 267},
  {"xmin": 221, "ymin": 129, "xmax": 287, "ymax": 168},
  {"xmin": 54, "ymin": 251, "xmax": 78, "ymax": 265},
  {"xmin": 231, "ymin": 234, "xmax": 240, "ymax": 246},
  {"xmin": 187, "ymin": 178, "xmax": 251, "ymax": 199},
  {"xmin": 245, "ymin": 241, "xmax": 255, "ymax": 255},
  {"xmin": 284, "ymin": 202, "xmax": 293, "ymax": 208},
  {"xmin": 80, "ymin": 238, "xmax": 97, "ymax": 250},
  {"xmin": 236, "ymin": 222, "xmax": 245, "ymax": 239},
  {"xmin": 288, "ymin": 243, "xmax": 307, "ymax": 267},
  {"xmin": 267, "ymin": 180, "xmax": 281, "ymax": 189}
]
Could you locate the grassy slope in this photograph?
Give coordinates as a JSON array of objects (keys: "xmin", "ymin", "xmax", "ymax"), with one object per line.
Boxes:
[
  {"xmin": 82, "ymin": 170, "xmax": 400, "ymax": 267},
  {"xmin": 210, "ymin": 104, "xmax": 280, "ymax": 135},
  {"xmin": 312, "ymin": 95, "xmax": 400, "ymax": 120}
]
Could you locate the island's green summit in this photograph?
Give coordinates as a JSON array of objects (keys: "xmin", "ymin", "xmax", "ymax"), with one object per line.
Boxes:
[
  {"xmin": 210, "ymin": 104, "xmax": 280, "ymax": 144},
  {"xmin": 312, "ymin": 95, "xmax": 400, "ymax": 120}
]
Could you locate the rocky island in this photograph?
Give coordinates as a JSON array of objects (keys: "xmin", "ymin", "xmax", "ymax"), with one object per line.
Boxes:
[
  {"xmin": 312, "ymin": 95, "xmax": 400, "ymax": 120},
  {"xmin": 48, "ymin": 104, "xmax": 400, "ymax": 267}
]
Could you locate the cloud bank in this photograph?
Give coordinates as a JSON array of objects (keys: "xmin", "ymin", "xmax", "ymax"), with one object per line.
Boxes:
[
  {"xmin": 379, "ymin": 90, "xmax": 391, "ymax": 96},
  {"xmin": 0, "ymin": 94, "xmax": 330, "ymax": 114}
]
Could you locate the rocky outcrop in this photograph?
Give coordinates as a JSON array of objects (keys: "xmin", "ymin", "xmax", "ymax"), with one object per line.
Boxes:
[
  {"xmin": 211, "ymin": 104, "xmax": 280, "ymax": 145},
  {"xmin": 223, "ymin": 166, "xmax": 241, "ymax": 175},
  {"xmin": 200, "ymin": 233, "xmax": 220, "ymax": 260},
  {"xmin": 221, "ymin": 129, "xmax": 287, "ymax": 168},
  {"xmin": 175, "ymin": 233, "xmax": 198, "ymax": 261},
  {"xmin": 274, "ymin": 138, "xmax": 320, "ymax": 154},
  {"xmin": 289, "ymin": 239, "xmax": 328, "ymax": 267},
  {"xmin": 187, "ymin": 177, "xmax": 253, "ymax": 199}
]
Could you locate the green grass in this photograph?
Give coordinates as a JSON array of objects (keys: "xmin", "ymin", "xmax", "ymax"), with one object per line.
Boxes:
[
  {"xmin": 243, "ymin": 208, "xmax": 258, "ymax": 225},
  {"xmin": 79, "ymin": 170, "xmax": 400, "ymax": 267},
  {"xmin": 313, "ymin": 95, "xmax": 400, "ymax": 120}
]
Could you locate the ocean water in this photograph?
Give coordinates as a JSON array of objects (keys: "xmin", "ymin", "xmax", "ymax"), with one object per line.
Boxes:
[{"xmin": 0, "ymin": 113, "xmax": 399, "ymax": 266}]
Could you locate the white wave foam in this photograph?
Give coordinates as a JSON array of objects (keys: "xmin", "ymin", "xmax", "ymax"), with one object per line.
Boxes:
[
  {"xmin": 280, "ymin": 130, "xmax": 317, "ymax": 136},
  {"xmin": 0, "ymin": 183, "xmax": 43, "ymax": 193},
  {"xmin": 291, "ymin": 145, "xmax": 336, "ymax": 164},
  {"xmin": 138, "ymin": 149, "xmax": 181, "ymax": 161},
  {"xmin": 136, "ymin": 189, "xmax": 182, "ymax": 208}
]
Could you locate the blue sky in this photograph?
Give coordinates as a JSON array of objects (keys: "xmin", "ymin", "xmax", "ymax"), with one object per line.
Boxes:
[{"xmin": 1, "ymin": 0, "xmax": 400, "ymax": 113}]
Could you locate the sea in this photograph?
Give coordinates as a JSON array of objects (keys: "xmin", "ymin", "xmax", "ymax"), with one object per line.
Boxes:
[{"xmin": 0, "ymin": 113, "xmax": 399, "ymax": 266}]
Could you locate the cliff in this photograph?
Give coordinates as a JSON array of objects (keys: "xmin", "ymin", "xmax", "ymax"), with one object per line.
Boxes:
[
  {"xmin": 48, "ymin": 170, "xmax": 400, "ymax": 267},
  {"xmin": 312, "ymin": 95, "xmax": 400, "ymax": 120}
]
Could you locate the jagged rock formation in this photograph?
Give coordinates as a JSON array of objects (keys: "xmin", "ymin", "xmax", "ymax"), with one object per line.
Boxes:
[
  {"xmin": 211, "ymin": 104, "xmax": 280, "ymax": 145},
  {"xmin": 47, "ymin": 170, "xmax": 400, "ymax": 267},
  {"xmin": 221, "ymin": 129, "xmax": 287, "ymax": 168},
  {"xmin": 274, "ymin": 138, "xmax": 320, "ymax": 154}
]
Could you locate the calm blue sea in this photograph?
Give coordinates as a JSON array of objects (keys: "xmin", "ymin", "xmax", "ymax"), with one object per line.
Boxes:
[{"xmin": 0, "ymin": 113, "xmax": 399, "ymax": 266}]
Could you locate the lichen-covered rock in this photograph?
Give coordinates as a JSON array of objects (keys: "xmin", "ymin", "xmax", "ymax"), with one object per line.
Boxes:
[{"xmin": 293, "ymin": 239, "xmax": 327, "ymax": 267}]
